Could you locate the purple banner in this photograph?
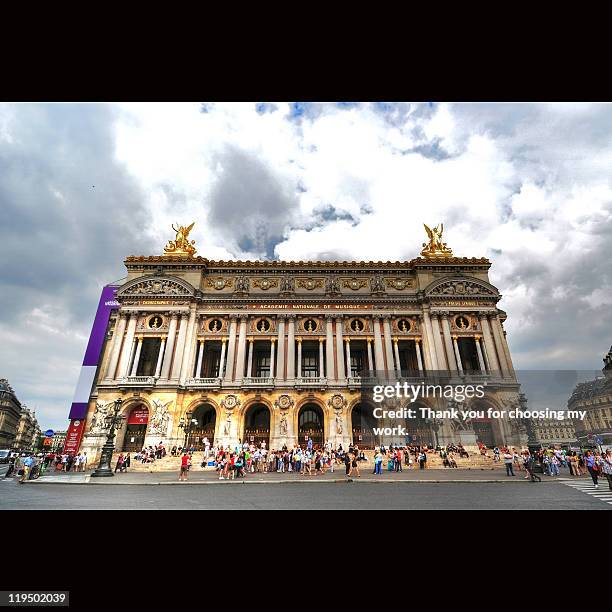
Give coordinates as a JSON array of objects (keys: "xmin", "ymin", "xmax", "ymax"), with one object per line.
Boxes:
[
  {"xmin": 83, "ymin": 285, "xmax": 119, "ymax": 365},
  {"xmin": 68, "ymin": 285, "xmax": 119, "ymax": 420}
]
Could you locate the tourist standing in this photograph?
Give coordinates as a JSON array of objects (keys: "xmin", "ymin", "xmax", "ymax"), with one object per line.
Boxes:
[
  {"xmin": 601, "ymin": 449, "xmax": 612, "ymax": 491},
  {"xmin": 584, "ymin": 451, "xmax": 600, "ymax": 488},
  {"xmin": 503, "ymin": 450, "xmax": 515, "ymax": 476},
  {"xmin": 179, "ymin": 452, "xmax": 190, "ymax": 481}
]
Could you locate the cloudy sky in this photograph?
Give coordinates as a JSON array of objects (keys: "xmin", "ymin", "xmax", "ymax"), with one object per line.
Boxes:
[{"xmin": 1, "ymin": 102, "xmax": 611, "ymax": 429}]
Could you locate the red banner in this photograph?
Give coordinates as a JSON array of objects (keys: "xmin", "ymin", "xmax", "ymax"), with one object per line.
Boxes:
[
  {"xmin": 63, "ymin": 419, "xmax": 86, "ymax": 455},
  {"xmin": 127, "ymin": 407, "xmax": 149, "ymax": 425}
]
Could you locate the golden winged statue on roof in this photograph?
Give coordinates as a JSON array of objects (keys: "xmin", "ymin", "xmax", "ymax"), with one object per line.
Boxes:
[
  {"xmin": 163, "ymin": 222, "xmax": 197, "ymax": 257},
  {"xmin": 420, "ymin": 223, "xmax": 453, "ymax": 258}
]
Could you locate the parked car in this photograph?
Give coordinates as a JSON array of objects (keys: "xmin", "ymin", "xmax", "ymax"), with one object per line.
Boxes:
[{"xmin": 0, "ymin": 450, "xmax": 12, "ymax": 464}]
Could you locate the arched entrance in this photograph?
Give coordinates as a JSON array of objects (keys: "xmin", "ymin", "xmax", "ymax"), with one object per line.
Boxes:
[
  {"xmin": 351, "ymin": 403, "xmax": 378, "ymax": 449},
  {"xmin": 243, "ymin": 403, "xmax": 270, "ymax": 448},
  {"xmin": 472, "ymin": 418, "xmax": 495, "ymax": 447},
  {"xmin": 189, "ymin": 404, "xmax": 216, "ymax": 449},
  {"xmin": 123, "ymin": 405, "xmax": 149, "ymax": 452},
  {"xmin": 298, "ymin": 403, "xmax": 324, "ymax": 449},
  {"xmin": 405, "ymin": 404, "xmax": 434, "ymax": 447}
]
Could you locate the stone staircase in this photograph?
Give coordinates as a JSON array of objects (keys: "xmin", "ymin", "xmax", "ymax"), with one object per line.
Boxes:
[
  {"xmin": 111, "ymin": 452, "xmax": 215, "ymax": 473},
  {"xmin": 112, "ymin": 447, "xmax": 511, "ymax": 472}
]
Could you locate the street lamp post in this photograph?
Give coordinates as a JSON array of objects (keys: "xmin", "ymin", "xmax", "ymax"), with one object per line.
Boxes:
[
  {"xmin": 518, "ymin": 392, "xmax": 543, "ymax": 473},
  {"xmin": 178, "ymin": 411, "xmax": 198, "ymax": 450},
  {"xmin": 91, "ymin": 398, "xmax": 126, "ymax": 478}
]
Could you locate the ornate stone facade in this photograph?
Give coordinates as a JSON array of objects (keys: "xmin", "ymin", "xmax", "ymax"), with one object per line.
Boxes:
[
  {"xmin": 78, "ymin": 238, "xmax": 526, "ymax": 462},
  {"xmin": 569, "ymin": 346, "xmax": 612, "ymax": 448}
]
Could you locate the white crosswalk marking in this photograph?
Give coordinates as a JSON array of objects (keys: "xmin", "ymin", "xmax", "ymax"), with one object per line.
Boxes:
[{"xmin": 561, "ymin": 480, "xmax": 612, "ymax": 506}]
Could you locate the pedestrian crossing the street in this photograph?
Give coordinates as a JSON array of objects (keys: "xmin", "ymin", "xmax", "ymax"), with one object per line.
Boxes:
[{"xmin": 560, "ymin": 479, "xmax": 612, "ymax": 506}]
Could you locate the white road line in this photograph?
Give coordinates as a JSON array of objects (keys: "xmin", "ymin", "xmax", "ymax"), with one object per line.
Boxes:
[{"xmin": 561, "ymin": 481, "xmax": 612, "ymax": 507}]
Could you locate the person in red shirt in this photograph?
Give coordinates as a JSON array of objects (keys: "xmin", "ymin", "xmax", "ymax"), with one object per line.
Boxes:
[{"xmin": 179, "ymin": 452, "xmax": 191, "ymax": 481}]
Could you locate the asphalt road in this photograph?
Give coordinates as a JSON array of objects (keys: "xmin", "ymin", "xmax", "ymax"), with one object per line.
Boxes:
[{"xmin": 1, "ymin": 476, "xmax": 610, "ymax": 509}]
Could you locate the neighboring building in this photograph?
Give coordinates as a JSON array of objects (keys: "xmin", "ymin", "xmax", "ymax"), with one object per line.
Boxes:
[
  {"xmin": 71, "ymin": 223, "xmax": 527, "ymax": 463},
  {"xmin": 0, "ymin": 379, "xmax": 23, "ymax": 449},
  {"xmin": 13, "ymin": 406, "xmax": 40, "ymax": 451},
  {"xmin": 51, "ymin": 430, "xmax": 67, "ymax": 452},
  {"xmin": 569, "ymin": 346, "xmax": 612, "ymax": 448},
  {"xmin": 532, "ymin": 418, "xmax": 578, "ymax": 448}
]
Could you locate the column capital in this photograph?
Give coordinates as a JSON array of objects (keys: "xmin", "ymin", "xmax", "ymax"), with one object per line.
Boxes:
[
  {"xmin": 137, "ymin": 335, "xmax": 144, "ymax": 341},
  {"xmin": 199, "ymin": 338, "xmax": 205, "ymax": 345},
  {"xmin": 180, "ymin": 311, "xmax": 190, "ymax": 319},
  {"xmin": 452, "ymin": 335, "xmax": 458, "ymax": 341},
  {"xmin": 276, "ymin": 313, "xmax": 288, "ymax": 320},
  {"xmin": 228, "ymin": 313, "xmax": 240, "ymax": 320},
  {"xmin": 296, "ymin": 337, "xmax": 302, "ymax": 343},
  {"xmin": 240, "ymin": 315, "xmax": 249, "ymax": 323},
  {"xmin": 221, "ymin": 338, "xmax": 227, "ymax": 344},
  {"xmin": 160, "ymin": 335, "xmax": 167, "ymax": 341},
  {"xmin": 393, "ymin": 337, "xmax": 399, "ymax": 344},
  {"xmin": 345, "ymin": 337, "xmax": 350, "ymax": 343},
  {"xmin": 366, "ymin": 337, "xmax": 372, "ymax": 343},
  {"xmin": 371, "ymin": 313, "xmax": 384, "ymax": 320},
  {"xmin": 325, "ymin": 314, "xmax": 335, "ymax": 321},
  {"xmin": 474, "ymin": 335, "xmax": 482, "ymax": 340},
  {"xmin": 430, "ymin": 312, "xmax": 440, "ymax": 320},
  {"xmin": 477, "ymin": 311, "xmax": 491, "ymax": 319},
  {"xmin": 270, "ymin": 338, "xmax": 276, "ymax": 344},
  {"xmin": 414, "ymin": 337, "xmax": 421, "ymax": 344},
  {"xmin": 286, "ymin": 313, "xmax": 297, "ymax": 319},
  {"xmin": 248, "ymin": 337, "xmax": 254, "ymax": 344},
  {"xmin": 439, "ymin": 311, "xmax": 450, "ymax": 319},
  {"xmin": 319, "ymin": 337, "xmax": 324, "ymax": 343}
]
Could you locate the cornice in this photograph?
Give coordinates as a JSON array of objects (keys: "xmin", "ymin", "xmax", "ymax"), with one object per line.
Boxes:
[{"xmin": 124, "ymin": 256, "xmax": 491, "ymax": 271}]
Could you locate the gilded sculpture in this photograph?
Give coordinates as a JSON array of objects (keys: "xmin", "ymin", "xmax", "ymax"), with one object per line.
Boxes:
[
  {"xmin": 163, "ymin": 222, "xmax": 197, "ymax": 257},
  {"xmin": 420, "ymin": 223, "xmax": 453, "ymax": 258}
]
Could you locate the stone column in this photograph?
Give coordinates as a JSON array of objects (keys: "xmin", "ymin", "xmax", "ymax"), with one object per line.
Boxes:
[
  {"xmin": 335, "ymin": 316, "xmax": 346, "ymax": 380},
  {"xmin": 155, "ymin": 335, "xmax": 166, "ymax": 378},
  {"xmin": 319, "ymin": 337, "xmax": 325, "ymax": 378},
  {"xmin": 218, "ymin": 339, "xmax": 227, "ymax": 378},
  {"xmin": 474, "ymin": 336, "xmax": 486, "ymax": 373},
  {"xmin": 246, "ymin": 338, "xmax": 254, "ymax": 378},
  {"xmin": 452, "ymin": 336, "xmax": 464, "ymax": 374},
  {"xmin": 345, "ymin": 338, "xmax": 352, "ymax": 378},
  {"xmin": 441, "ymin": 313, "xmax": 458, "ymax": 371},
  {"xmin": 195, "ymin": 339, "xmax": 205, "ymax": 378},
  {"xmin": 105, "ymin": 312, "xmax": 127, "ymax": 380},
  {"xmin": 393, "ymin": 338, "xmax": 401, "ymax": 375},
  {"xmin": 490, "ymin": 314, "xmax": 510, "ymax": 377},
  {"xmin": 170, "ymin": 312, "xmax": 189, "ymax": 381},
  {"xmin": 382, "ymin": 316, "xmax": 395, "ymax": 373},
  {"xmin": 430, "ymin": 313, "xmax": 448, "ymax": 370},
  {"xmin": 325, "ymin": 316, "xmax": 335, "ymax": 382},
  {"xmin": 179, "ymin": 308, "xmax": 198, "ymax": 384},
  {"xmin": 366, "ymin": 338, "xmax": 374, "ymax": 372},
  {"xmin": 415, "ymin": 339, "xmax": 424, "ymax": 373},
  {"xmin": 297, "ymin": 337, "xmax": 302, "ymax": 378},
  {"xmin": 160, "ymin": 312, "xmax": 178, "ymax": 380},
  {"xmin": 235, "ymin": 316, "xmax": 248, "ymax": 381},
  {"xmin": 478, "ymin": 312, "xmax": 499, "ymax": 373},
  {"xmin": 118, "ymin": 312, "xmax": 138, "ymax": 378},
  {"xmin": 498, "ymin": 320, "xmax": 516, "ymax": 374},
  {"xmin": 276, "ymin": 315, "xmax": 286, "ymax": 381},
  {"xmin": 269, "ymin": 338, "xmax": 276, "ymax": 378},
  {"xmin": 130, "ymin": 336, "xmax": 144, "ymax": 376},
  {"xmin": 372, "ymin": 315, "xmax": 385, "ymax": 373},
  {"xmin": 420, "ymin": 311, "xmax": 438, "ymax": 370},
  {"xmin": 286, "ymin": 315, "xmax": 296, "ymax": 380},
  {"xmin": 223, "ymin": 315, "xmax": 238, "ymax": 382}
]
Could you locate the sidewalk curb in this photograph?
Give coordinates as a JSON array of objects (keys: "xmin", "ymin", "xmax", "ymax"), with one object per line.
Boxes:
[{"xmin": 23, "ymin": 477, "xmax": 568, "ymax": 486}]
